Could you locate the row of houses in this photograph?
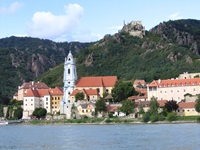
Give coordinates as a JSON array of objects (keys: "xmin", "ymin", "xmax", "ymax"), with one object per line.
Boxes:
[{"xmin": 13, "ymin": 72, "xmax": 200, "ymax": 119}]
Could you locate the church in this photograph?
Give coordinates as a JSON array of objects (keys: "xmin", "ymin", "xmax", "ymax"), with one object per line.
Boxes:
[{"xmin": 61, "ymin": 51, "xmax": 117, "ymax": 119}]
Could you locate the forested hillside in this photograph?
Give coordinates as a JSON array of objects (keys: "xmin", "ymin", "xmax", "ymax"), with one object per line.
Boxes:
[
  {"xmin": 39, "ymin": 19, "xmax": 200, "ymax": 87},
  {"xmin": 1, "ymin": 19, "xmax": 200, "ymax": 103},
  {"xmin": 0, "ymin": 36, "xmax": 92, "ymax": 102}
]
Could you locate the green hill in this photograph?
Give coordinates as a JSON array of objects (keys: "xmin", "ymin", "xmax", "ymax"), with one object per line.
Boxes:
[
  {"xmin": 0, "ymin": 36, "xmax": 92, "ymax": 102},
  {"xmin": 39, "ymin": 19, "xmax": 200, "ymax": 87},
  {"xmin": 1, "ymin": 19, "xmax": 200, "ymax": 102}
]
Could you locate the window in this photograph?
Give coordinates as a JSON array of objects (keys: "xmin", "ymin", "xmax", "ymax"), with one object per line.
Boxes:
[
  {"xmin": 31, "ymin": 99, "xmax": 33, "ymax": 101},
  {"xmin": 171, "ymin": 90, "xmax": 173, "ymax": 93},
  {"xmin": 52, "ymin": 102, "xmax": 54, "ymax": 104},
  {"xmin": 82, "ymin": 110, "xmax": 84, "ymax": 112},
  {"xmin": 25, "ymin": 99, "xmax": 27, "ymax": 101},
  {"xmin": 68, "ymin": 69, "xmax": 70, "ymax": 74},
  {"xmin": 58, "ymin": 97, "xmax": 60, "ymax": 100},
  {"xmin": 46, "ymin": 107, "xmax": 48, "ymax": 109},
  {"xmin": 193, "ymin": 88, "xmax": 196, "ymax": 91},
  {"xmin": 46, "ymin": 97, "xmax": 48, "ymax": 101},
  {"xmin": 25, "ymin": 104, "xmax": 27, "ymax": 106},
  {"xmin": 55, "ymin": 97, "xmax": 57, "ymax": 100},
  {"xmin": 52, "ymin": 97, "xmax": 54, "ymax": 100},
  {"xmin": 46, "ymin": 102, "xmax": 48, "ymax": 105},
  {"xmin": 187, "ymin": 110, "xmax": 189, "ymax": 112},
  {"xmin": 55, "ymin": 102, "xmax": 57, "ymax": 104},
  {"xmin": 68, "ymin": 58, "xmax": 71, "ymax": 61},
  {"xmin": 184, "ymin": 89, "xmax": 186, "ymax": 92},
  {"xmin": 31, "ymin": 104, "xmax": 33, "ymax": 106},
  {"xmin": 55, "ymin": 106, "xmax": 57, "ymax": 108},
  {"xmin": 160, "ymin": 90, "xmax": 162, "ymax": 93}
]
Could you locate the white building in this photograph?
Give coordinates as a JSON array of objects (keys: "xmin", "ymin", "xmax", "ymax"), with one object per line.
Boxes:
[
  {"xmin": 147, "ymin": 78, "xmax": 200, "ymax": 103},
  {"xmin": 60, "ymin": 51, "xmax": 77, "ymax": 119},
  {"xmin": 22, "ymin": 87, "xmax": 63, "ymax": 119}
]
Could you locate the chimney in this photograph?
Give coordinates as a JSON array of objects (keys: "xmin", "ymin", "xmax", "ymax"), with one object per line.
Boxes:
[
  {"xmin": 32, "ymin": 81, "xmax": 34, "ymax": 85},
  {"xmin": 158, "ymin": 79, "xmax": 161, "ymax": 84}
]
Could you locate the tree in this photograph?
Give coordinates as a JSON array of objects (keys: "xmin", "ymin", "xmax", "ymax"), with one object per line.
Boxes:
[
  {"xmin": 164, "ymin": 100, "xmax": 178, "ymax": 112},
  {"xmin": 195, "ymin": 95, "xmax": 200, "ymax": 112},
  {"xmin": 95, "ymin": 98, "xmax": 107, "ymax": 114},
  {"xmin": 149, "ymin": 97, "xmax": 159, "ymax": 115},
  {"xmin": 14, "ymin": 107, "xmax": 23, "ymax": 119},
  {"xmin": 112, "ymin": 80, "xmax": 138, "ymax": 102},
  {"xmin": 119, "ymin": 99, "xmax": 135, "ymax": 115},
  {"xmin": 32, "ymin": 108, "xmax": 47, "ymax": 118},
  {"xmin": 75, "ymin": 92, "xmax": 84, "ymax": 102}
]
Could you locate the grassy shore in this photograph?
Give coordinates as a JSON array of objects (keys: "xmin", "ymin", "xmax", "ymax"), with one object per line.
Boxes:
[{"xmin": 20, "ymin": 116, "xmax": 200, "ymax": 125}]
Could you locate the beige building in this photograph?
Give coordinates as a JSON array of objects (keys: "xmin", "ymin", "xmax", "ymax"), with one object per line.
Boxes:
[
  {"xmin": 147, "ymin": 78, "xmax": 200, "ymax": 102},
  {"xmin": 23, "ymin": 87, "xmax": 63, "ymax": 119},
  {"xmin": 70, "ymin": 89, "xmax": 100, "ymax": 103},
  {"xmin": 176, "ymin": 102, "xmax": 200, "ymax": 116},
  {"xmin": 178, "ymin": 72, "xmax": 200, "ymax": 79},
  {"xmin": 13, "ymin": 81, "xmax": 49, "ymax": 101},
  {"xmin": 77, "ymin": 102, "xmax": 95, "ymax": 117}
]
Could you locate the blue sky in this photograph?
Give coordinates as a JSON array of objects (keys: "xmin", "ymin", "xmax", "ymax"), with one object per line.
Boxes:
[{"xmin": 0, "ymin": 0, "xmax": 199, "ymax": 42}]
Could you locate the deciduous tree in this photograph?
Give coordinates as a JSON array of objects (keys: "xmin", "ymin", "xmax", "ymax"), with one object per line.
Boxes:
[{"xmin": 119, "ymin": 99, "xmax": 135, "ymax": 115}]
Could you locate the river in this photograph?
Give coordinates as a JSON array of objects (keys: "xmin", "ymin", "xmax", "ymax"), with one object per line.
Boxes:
[{"xmin": 0, "ymin": 124, "xmax": 199, "ymax": 150}]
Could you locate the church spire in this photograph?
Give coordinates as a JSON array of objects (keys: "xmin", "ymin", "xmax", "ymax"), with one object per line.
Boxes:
[{"xmin": 60, "ymin": 51, "xmax": 77, "ymax": 118}]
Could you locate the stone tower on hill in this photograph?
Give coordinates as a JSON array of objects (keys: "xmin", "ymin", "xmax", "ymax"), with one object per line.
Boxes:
[
  {"xmin": 121, "ymin": 21, "xmax": 145, "ymax": 38},
  {"xmin": 60, "ymin": 51, "xmax": 77, "ymax": 119}
]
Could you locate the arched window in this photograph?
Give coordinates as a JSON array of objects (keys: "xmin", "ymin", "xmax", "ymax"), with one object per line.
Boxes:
[{"xmin": 68, "ymin": 69, "xmax": 70, "ymax": 74}]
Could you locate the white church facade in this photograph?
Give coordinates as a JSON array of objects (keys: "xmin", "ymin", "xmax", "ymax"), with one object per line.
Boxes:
[{"xmin": 60, "ymin": 51, "xmax": 77, "ymax": 119}]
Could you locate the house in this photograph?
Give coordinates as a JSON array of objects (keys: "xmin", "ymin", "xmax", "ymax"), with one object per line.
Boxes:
[
  {"xmin": 70, "ymin": 89, "xmax": 100, "ymax": 103},
  {"xmin": 23, "ymin": 87, "xmax": 63, "ymax": 119},
  {"xmin": 107, "ymin": 104, "xmax": 121, "ymax": 116},
  {"xmin": 77, "ymin": 102, "xmax": 95, "ymax": 117},
  {"xmin": 176, "ymin": 102, "xmax": 200, "ymax": 116},
  {"xmin": 133, "ymin": 79, "xmax": 146, "ymax": 89},
  {"xmin": 74, "ymin": 76, "xmax": 117, "ymax": 98},
  {"xmin": 147, "ymin": 78, "xmax": 200, "ymax": 102},
  {"xmin": 13, "ymin": 81, "xmax": 49, "ymax": 101},
  {"xmin": 128, "ymin": 95, "xmax": 147, "ymax": 102}
]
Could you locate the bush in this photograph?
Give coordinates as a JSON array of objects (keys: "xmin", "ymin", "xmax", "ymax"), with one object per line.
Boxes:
[
  {"xmin": 14, "ymin": 107, "xmax": 23, "ymax": 119},
  {"xmin": 105, "ymin": 119, "xmax": 112, "ymax": 123},
  {"xmin": 142, "ymin": 112, "xmax": 150, "ymax": 123},
  {"xmin": 108, "ymin": 113, "xmax": 113, "ymax": 118},
  {"xmin": 166, "ymin": 112, "xmax": 177, "ymax": 121},
  {"xmin": 150, "ymin": 113, "xmax": 159, "ymax": 122},
  {"xmin": 196, "ymin": 117, "xmax": 200, "ymax": 123}
]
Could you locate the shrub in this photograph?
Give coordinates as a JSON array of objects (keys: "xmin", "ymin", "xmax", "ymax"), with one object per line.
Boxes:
[
  {"xmin": 196, "ymin": 117, "xmax": 200, "ymax": 123},
  {"xmin": 166, "ymin": 112, "xmax": 177, "ymax": 121},
  {"xmin": 150, "ymin": 113, "xmax": 159, "ymax": 122},
  {"xmin": 142, "ymin": 112, "xmax": 150, "ymax": 123},
  {"xmin": 108, "ymin": 113, "xmax": 113, "ymax": 118}
]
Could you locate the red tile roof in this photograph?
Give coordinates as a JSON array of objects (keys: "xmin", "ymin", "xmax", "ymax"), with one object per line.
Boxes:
[
  {"xmin": 25, "ymin": 89, "xmax": 40, "ymax": 97},
  {"xmin": 71, "ymin": 89, "xmax": 98, "ymax": 96},
  {"xmin": 24, "ymin": 87, "xmax": 63, "ymax": 97},
  {"xmin": 128, "ymin": 95, "xmax": 147, "ymax": 101},
  {"xmin": 178, "ymin": 102, "xmax": 196, "ymax": 109},
  {"xmin": 75, "ymin": 76, "xmax": 117, "ymax": 87},
  {"xmin": 157, "ymin": 100, "xmax": 168, "ymax": 107},
  {"xmin": 107, "ymin": 105, "xmax": 120, "ymax": 112},
  {"xmin": 133, "ymin": 80, "xmax": 146, "ymax": 86},
  {"xmin": 84, "ymin": 89, "xmax": 98, "ymax": 95},
  {"xmin": 148, "ymin": 78, "xmax": 200, "ymax": 88},
  {"xmin": 20, "ymin": 81, "xmax": 49, "ymax": 89}
]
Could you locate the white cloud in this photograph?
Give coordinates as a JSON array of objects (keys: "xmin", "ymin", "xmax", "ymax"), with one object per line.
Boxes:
[
  {"xmin": 28, "ymin": 4, "xmax": 84, "ymax": 41},
  {"xmin": 0, "ymin": 2, "xmax": 23, "ymax": 15},
  {"xmin": 169, "ymin": 12, "xmax": 182, "ymax": 20}
]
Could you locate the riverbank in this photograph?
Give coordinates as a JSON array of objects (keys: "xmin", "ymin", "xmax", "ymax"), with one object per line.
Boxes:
[{"xmin": 15, "ymin": 117, "xmax": 200, "ymax": 125}]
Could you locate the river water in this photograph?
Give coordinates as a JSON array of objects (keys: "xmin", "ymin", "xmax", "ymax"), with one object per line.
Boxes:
[{"xmin": 0, "ymin": 123, "xmax": 199, "ymax": 150}]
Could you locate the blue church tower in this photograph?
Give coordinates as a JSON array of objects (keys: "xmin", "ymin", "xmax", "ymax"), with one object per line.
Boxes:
[{"xmin": 60, "ymin": 51, "xmax": 77, "ymax": 119}]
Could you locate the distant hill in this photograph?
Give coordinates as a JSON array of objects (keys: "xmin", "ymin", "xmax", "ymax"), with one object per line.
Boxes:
[
  {"xmin": 39, "ymin": 19, "xmax": 200, "ymax": 87},
  {"xmin": 0, "ymin": 36, "xmax": 92, "ymax": 101},
  {"xmin": 1, "ymin": 19, "xmax": 200, "ymax": 102}
]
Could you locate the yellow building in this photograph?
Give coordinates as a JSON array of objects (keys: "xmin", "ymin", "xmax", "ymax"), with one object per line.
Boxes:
[
  {"xmin": 176, "ymin": 102, "xmax": 200, "ymax": 116},
  {"xmin": 49, "ymin": 87, "xmax": 63, "ymax": 114}
]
